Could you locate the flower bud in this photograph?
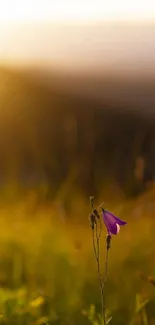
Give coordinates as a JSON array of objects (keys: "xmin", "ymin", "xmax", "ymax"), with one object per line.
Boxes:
[
  {"xmin": 89, "ymin": 213, "xmax": 96, "ymax": 230},
  {"xmin": 106, "ymin": 233, "xmax": 112, "ymax": 250},
  {"xmin": 93, "ymin": 208, "xmax": 100, "ymax": 219},
  {"xmin": 89, "ymin": 196, "xmax": 94, "ymax": 208}
]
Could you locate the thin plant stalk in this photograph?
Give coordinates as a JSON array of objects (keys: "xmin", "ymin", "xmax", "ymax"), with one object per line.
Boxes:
[
  {"xmin": 89, "ymin": 197, "xmax": 111, "ymax": 325},
  {"xmin": 92, "ymin": 222, "xmax": 105, "ymax": 323},
  {"xmin": 92, "ymin": 216, "xmax": 108, "ymax": 325},
  {"xmin": 102, "ymin": 242, "xmax": 110, "ymax": 325},
  {"xmin": 90, "ymin": 197, "xmax": 126, "ymax": 325}
]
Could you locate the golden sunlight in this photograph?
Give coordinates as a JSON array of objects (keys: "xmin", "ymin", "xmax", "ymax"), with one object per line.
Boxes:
[{"xmin": 0, "ymin": 0, "xmax": 155, "ymax": 24}]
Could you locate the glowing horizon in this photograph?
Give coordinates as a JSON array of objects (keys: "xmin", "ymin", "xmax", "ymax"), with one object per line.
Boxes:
[{"xmin": 0, "ymin": 0, "xmax": 155, "ymax": 24}]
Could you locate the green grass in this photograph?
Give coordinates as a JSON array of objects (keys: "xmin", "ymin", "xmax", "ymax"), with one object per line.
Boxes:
[{"xmin": 0, "ymin": 187, "xmax": 154, "ymax": 324}]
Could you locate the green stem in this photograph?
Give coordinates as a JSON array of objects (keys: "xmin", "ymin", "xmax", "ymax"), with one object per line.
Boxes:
[
  {"xmin": 102, "ymin": 246, "xmax": 109, "ymax": 325},
  {"xmin": 92, "ymin": 222, "xmax": 105, "ymax": 324}
]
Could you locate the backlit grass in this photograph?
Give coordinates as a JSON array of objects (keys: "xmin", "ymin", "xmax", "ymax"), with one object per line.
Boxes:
[{"xmin": 0, "ymin": 187, "xmax": 154, "ymax": 324}]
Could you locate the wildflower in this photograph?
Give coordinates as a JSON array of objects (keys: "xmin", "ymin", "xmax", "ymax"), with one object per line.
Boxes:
[
  {"xmin": 102, "ymin": 208, "xmax": 127, "ymax": 235},
  {"xmin": 30, "ymin": 296, "xmax": 44, "ymax": 308}
]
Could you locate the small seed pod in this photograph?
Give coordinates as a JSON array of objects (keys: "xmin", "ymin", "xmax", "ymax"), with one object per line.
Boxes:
[
  {"xmin": 89, "ymin": 196, "xmax": 94, "ymax": 208},
  {"xmin": 89, "ymin": 213, "xmax": 96, "ymax": 230},
  {"xmin": 106, "ymin": 233, "xmax": 112, "ymax": 250},
  {"xmin": 93, "ymin": 208, "xmax": 100, "ymax": 219}
]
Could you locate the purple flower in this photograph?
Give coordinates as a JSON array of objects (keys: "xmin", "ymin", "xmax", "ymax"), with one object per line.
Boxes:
[{"xmin": 102, "ymin": 209, "xmax": 127, "ymax": 235}]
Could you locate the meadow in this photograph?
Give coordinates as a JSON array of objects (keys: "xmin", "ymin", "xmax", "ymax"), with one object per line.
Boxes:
[
  {"xmin": 0, "ymin": 184, "xmax": 154, "ymax": 325},
  {"xmin": 0, "ymin": 66, "xmax": 155, "ymax": 324}
]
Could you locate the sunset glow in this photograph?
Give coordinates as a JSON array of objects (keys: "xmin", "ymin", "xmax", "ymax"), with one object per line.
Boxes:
[{"xmin": 0, "ymin": 0, "xmax": 155, "ymax": 23}]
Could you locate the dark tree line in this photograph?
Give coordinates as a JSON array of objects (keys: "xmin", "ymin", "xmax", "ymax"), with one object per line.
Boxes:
[{"xmin": 0, "ymin": 66, "xmax": 154, "ymax": 198}]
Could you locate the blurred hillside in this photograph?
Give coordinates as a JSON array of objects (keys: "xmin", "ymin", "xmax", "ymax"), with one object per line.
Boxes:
[
  {"xmin": 1, "ymin": 65, "xmax": 155, "ymax": 325},
  {"xmin": 0, "ymin": 65, "xmax": 155, "ymax": 198}
]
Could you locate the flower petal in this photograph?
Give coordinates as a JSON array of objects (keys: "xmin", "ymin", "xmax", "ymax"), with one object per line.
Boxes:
[
  {"xmin": 104, "ymin": 210, "xmax": 127, "ymax": 226},
  {"xmin": 116, "ymin": 223, "xmax": 120, "ymax": 234},
  {"xmin": 102, "ymin": 209, "xmax": 127, "ymax": 235},
  {"xmin": 102, "ymin": 210, "xmax": 118, "ymax": 235}
]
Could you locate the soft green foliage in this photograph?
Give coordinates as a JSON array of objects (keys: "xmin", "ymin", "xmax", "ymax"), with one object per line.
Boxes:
[
  {"xmin": 129, "ymin": 294, "xmax": 149, "ymax": 325},
  {"xmin": 0, "ymin": 188, "xmax": 154, "ymax": 324},
  {"xmin": 82, "ymin": 304, "xmax": 112, "ymax": 325}
]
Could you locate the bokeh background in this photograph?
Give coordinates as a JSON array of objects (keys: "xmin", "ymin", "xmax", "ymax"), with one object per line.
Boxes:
[{"xmin": 0, "ymin": 1, "xmax": 155, "ymax": 324}]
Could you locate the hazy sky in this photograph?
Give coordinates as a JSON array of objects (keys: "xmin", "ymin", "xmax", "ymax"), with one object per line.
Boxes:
[
  {"xmin": 0, "ymin": 0, "xmax": 155, "ymax": 23},
  {"xmin": 0, "ymin": 0, "xmax": 155, "ymax": 73}
]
